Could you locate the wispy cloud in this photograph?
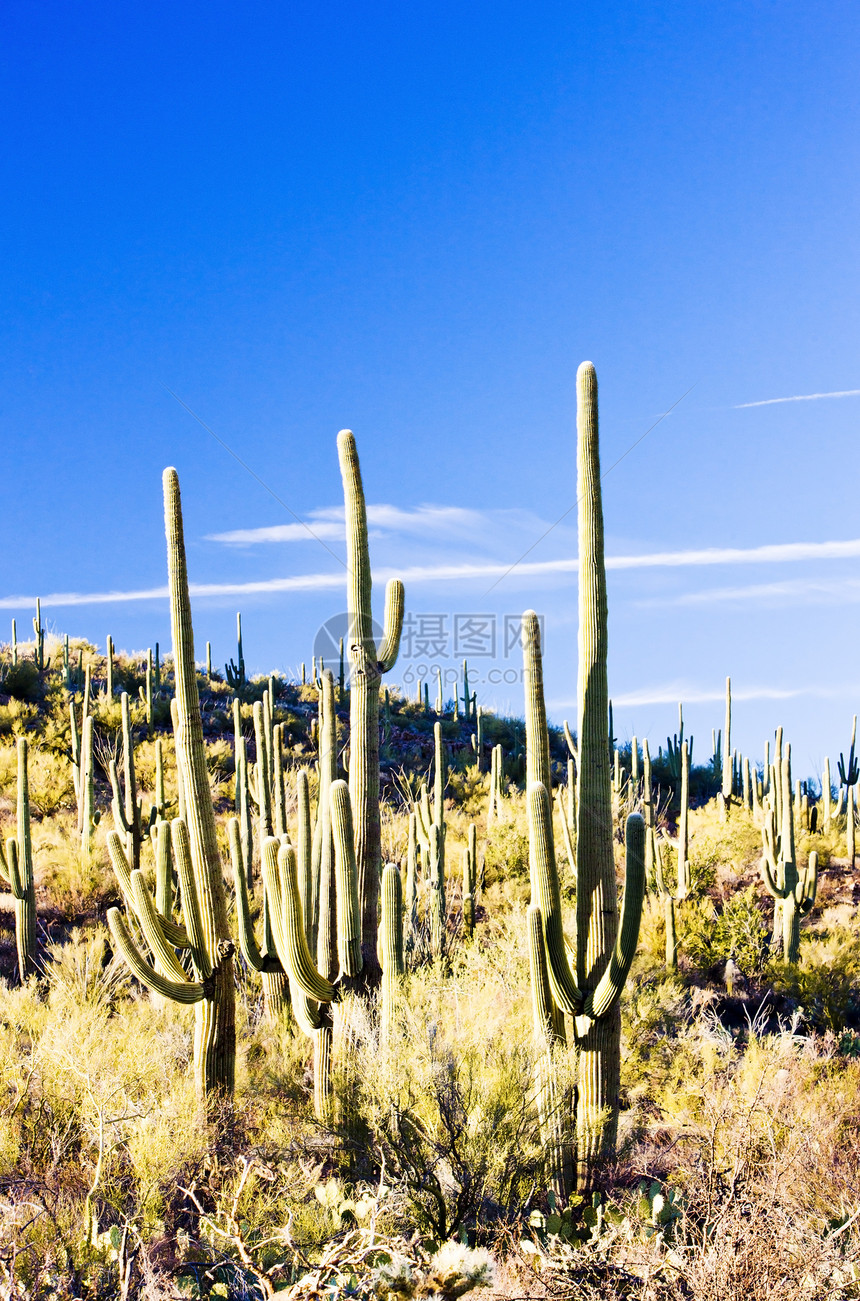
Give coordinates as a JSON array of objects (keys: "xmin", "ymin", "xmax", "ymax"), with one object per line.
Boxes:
[
  {"xmin": 735, "ymin": 389, "xmax": 860, "ymax": 409},
  {"xmin": 208, "ymin": 504, "xmax": 487, "ymax": 545},
  {"xmin": 7, "ymin": 535, "xmax": 860, "ymax": 610},
  {"xmin": 640, "ymin": 577, "xmax": 860, "ymax": 608},
  {"xmin": 550, "ymin": 682, "xmax": 856, "ymax": 709}
]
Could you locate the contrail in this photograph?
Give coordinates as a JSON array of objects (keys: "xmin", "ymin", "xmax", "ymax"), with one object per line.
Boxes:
[{"xmin": 735, "ymin": 389, "xmax": 860, "ymax": 409}]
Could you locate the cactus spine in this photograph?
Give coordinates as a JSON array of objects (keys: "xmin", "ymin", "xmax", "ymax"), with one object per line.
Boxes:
[
  {"xmin": 108, "ymin": 469, "xmax": 236, "ymax": 1100},
  {"xmin": 0, "ymin": 739, "xmax": 37, "ymax": 980},
  {"xmin": 337, "ymin": 429, "xmax": 404, "ymax": 973}
]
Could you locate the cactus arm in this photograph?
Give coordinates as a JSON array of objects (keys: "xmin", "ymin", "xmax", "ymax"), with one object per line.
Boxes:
[
  {"xmin": 107, "ymin": 831, "xmax": 136, "ymax": 910},
  {"xmin": 107, "ymin": 908, "xmax": 205, "ymax": 1004},
  {"xmin": 330, "ymin": 781, "xmax": 363, "ymax": 978},
  {"xmin": 169, "ymin": 818, "xmax": 212, "ymax": 979},
  {"xmin": 759, "ymin": 810, "xmax": 785, "ymax": 900},
  {"xmin": 583, "ymin": 814, "xmax": 646, "ymax": 1025},
  {"xmin": 523, "ymin": 613, "xmax": 552, "ymax": 795},
  {"xmin": 529, "ymin": 783, "xmax": 583, "ymax": 1017},
  {"xmin": 263, "ymin": 839, "xmax": 336, "ymax": 1003},
  {"xmin": 377, "ymin": 579, "xmax": 405, "ymax": 672},
  {"xmin": 290, "ymin": 978, "xmax": 324, "ymax": 1034},
  {"xmin": 6, "ymin": 838, "xmax": 22, "ymax": 900},
  {"xmin": 380, "ymin": 863, "xmax": 404, "ymax": 1039},
  {"xmin": 154, "ymin": 819, "xmax": 173, "ymax": 918},
  {"xmin": 130, "ymin": 870, "xmax": 192, "ymax": 983},
  {"xmin": 563, "ymin": 720, "xmax": 579, "ymax": 767},
  {"xmin": 296, "ymin": 769, "xmax": 314, "ymax": 948},
  {"xmin": 228, "ymin": 817, "xmax": 265, "ymax": 973},
  {"xmin": 0, "ymin": 837, "xmax": 9, "ymax": 886},
  {"xmin": 797, "ymin": 850, "xmax": 819, "ymax": 915},
  {"xmin": 109, "ymin": 760, "xmax": 131, "ymax": 836}
]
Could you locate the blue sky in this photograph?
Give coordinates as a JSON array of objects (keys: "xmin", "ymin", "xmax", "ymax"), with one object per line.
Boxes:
[{"xmin": 1, "ymin": 1, "xmax": 858, "ymax": 779}]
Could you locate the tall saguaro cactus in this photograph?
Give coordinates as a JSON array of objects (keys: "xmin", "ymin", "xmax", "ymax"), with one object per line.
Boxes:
[
  {"xmin": 107, "ymin": 470, "xmax": 236, "ymax": 1100},
  {"xmin": 337, "ymin": 430, "xmax": 405, "ymax": 973},
  {"xmin": 524, "ymin": 363, "xmax": 646, "ymax": 1190}
]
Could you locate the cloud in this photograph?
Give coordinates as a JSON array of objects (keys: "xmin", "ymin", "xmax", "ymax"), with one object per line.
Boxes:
[
  {"xmin": 8, "ymin": 534, "xmax": 860, "ymax": 610},
  {"xmin": 640, "ymin": 577, "xmax": 860, "ymax": 608},
  {"xmin": 735, "ymin": 389, "xmax": 860, "ymax": 409},
  {"xmin": 207, "ymin": 503, "xmax": 487, "ymax": 545},
  {"xmin": 550, "ymin": 683, "xmax": 856, "ymax": 709}
]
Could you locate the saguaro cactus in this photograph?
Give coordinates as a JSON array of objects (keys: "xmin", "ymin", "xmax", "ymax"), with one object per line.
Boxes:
[
  {"xmin": 761, "ymin": 744, "xmax": 818, "ymax": 963},
  {"xmin": 108, "ymin": 691, "xmax": 146, "ymax": 873},
  {"xmin": 524, "ymin": 363, "xmax": 646, "ymax": 1189},
  {"xmin": 338, "ymin": 430, "xmax": 404, "ymax": 973},
  {"xmin": 0, "ymin": 739, "xmax": 37, "ymax": 981},
  {"xmin": 380, "ymin": 862, "xmax": 404, "ymax": 1041},
  {"xmin": 107, "ymin": 469, "xmax": 236, "ymax": 1100},
  {"xmin": 653, "ymin": 741, "xmax": 690, "ymax": 970},
  {"xmin": 415, "ymin": 722, "xmax": 447, "ymax": 957},
  {"xmin": 230, "ymin": 819, "xmax": 290, "ymax": 1022}
]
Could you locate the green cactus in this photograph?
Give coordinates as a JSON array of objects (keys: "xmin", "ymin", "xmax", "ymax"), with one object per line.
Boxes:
[
  {"xmin": 337, "ymin": 429, "xmax": 405, "ymax": 974},
  {"xmin": 527, "ymin": 905, "xmax": 573, "ymax": 1201},
  {"xmin": 415, "ymin": 722, "xmax": 446, "ymax": 958},
  {"xmin": 139, "ymin": 649, "xmax": 154, "ymax": 736},
  {"xmin": 229, "ymin": 818, "xmax": 290, "ymax": 1022},
  {"xmin": 760, "ymin": 744, "xmax": 818, "ymax": 963},
  {"xmin": 404, "ymin": 810, "xmax": 419, "ymax": 947},
  {"xmin": 471, "ymin": 704, "xmax": 485, "ymax": 772},
  {"xmin": 487, "ymin": 742, "xmax": 505, "ymax": 826},
  {"xmin": 315, "ymin": 670, "xmax": 339, "ymax": 980},
  {"xmin": 108, "ymin": 691, "xmax": 147, "ymax": 873},
  {"xmin": 380, "ymin": 862, "xmax": 404, "ymax": 1041},
  {"xmin": 105, "ymin": 635, "xmax": 114, "ymax": 699},
  {"xmin": 108, "ymin": 468, "xmax": 236, "ymax": 1100},
  {"xmin": 11, "ymin": 618, "xmax": 17, "ymax": 667},
  {"xmin": 642, "ymin": 739, "xmax": 654, "ymax": 883},
  {"xmin": 0, "ymin": 738, "xmax": 37, "ymax": 981},
  {"xmin": 225, "ymin": 612, "xmax": 246, "ymax": 691},
  {"xmin": 462, "ymin": 823, "xmax": 477, "ymax": 938},
  {"xmin": 77, "ymin": 714, "xmax": 99, "ymax": 860},
  {"xmin": 718, "ymin": 676, "xmax": 732, "ymax": 815},
  {"xmin": 653, "ymin": 740, "xmax": 690, "ymax": 971},
  {"xmin": 666, "ymin": 703, "xmax": 692, "ymax": 780},
  {"xmin": 523, "ymin": 363, "xmax": 646, "ymax": 1188},
  {"xmin": 33, "ymin": 599, "xmax": 45, "ymax": 671},
  {"xmin": 257, "ymin": 779, "xmax": 363, "ymax": 1118}
]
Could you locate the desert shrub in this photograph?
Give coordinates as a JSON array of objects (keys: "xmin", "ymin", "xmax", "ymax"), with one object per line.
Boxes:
[
  {"xmin": 483, "ymin": 810, "xmax": 528, "ymax": 884},
  {"xmin": 682, "ymin": 886, "xmax": 772, "ymax": 979},
  {"xmin": 688, "ymin": 802, "xmax": 762, "ymax": 881},
  {"xmin": 0, "ymin": 741, "xmax": 75, "ymax": 816},
  {"xmin": 341, "ymin": 1003, "xmax": 543, "ymax": 1239},
  {"xmin": 0, "ymin": 659, "xmax": 43, "ymax": 702},
  {"xmin": 771, "ymin": 927, "xmax": 860, "ymax": 1032}
]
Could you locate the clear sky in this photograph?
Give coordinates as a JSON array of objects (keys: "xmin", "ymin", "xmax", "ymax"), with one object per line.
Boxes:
[{"xmin": 1, "ymin": 1, "xmax": 858, "ymax": 780}]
